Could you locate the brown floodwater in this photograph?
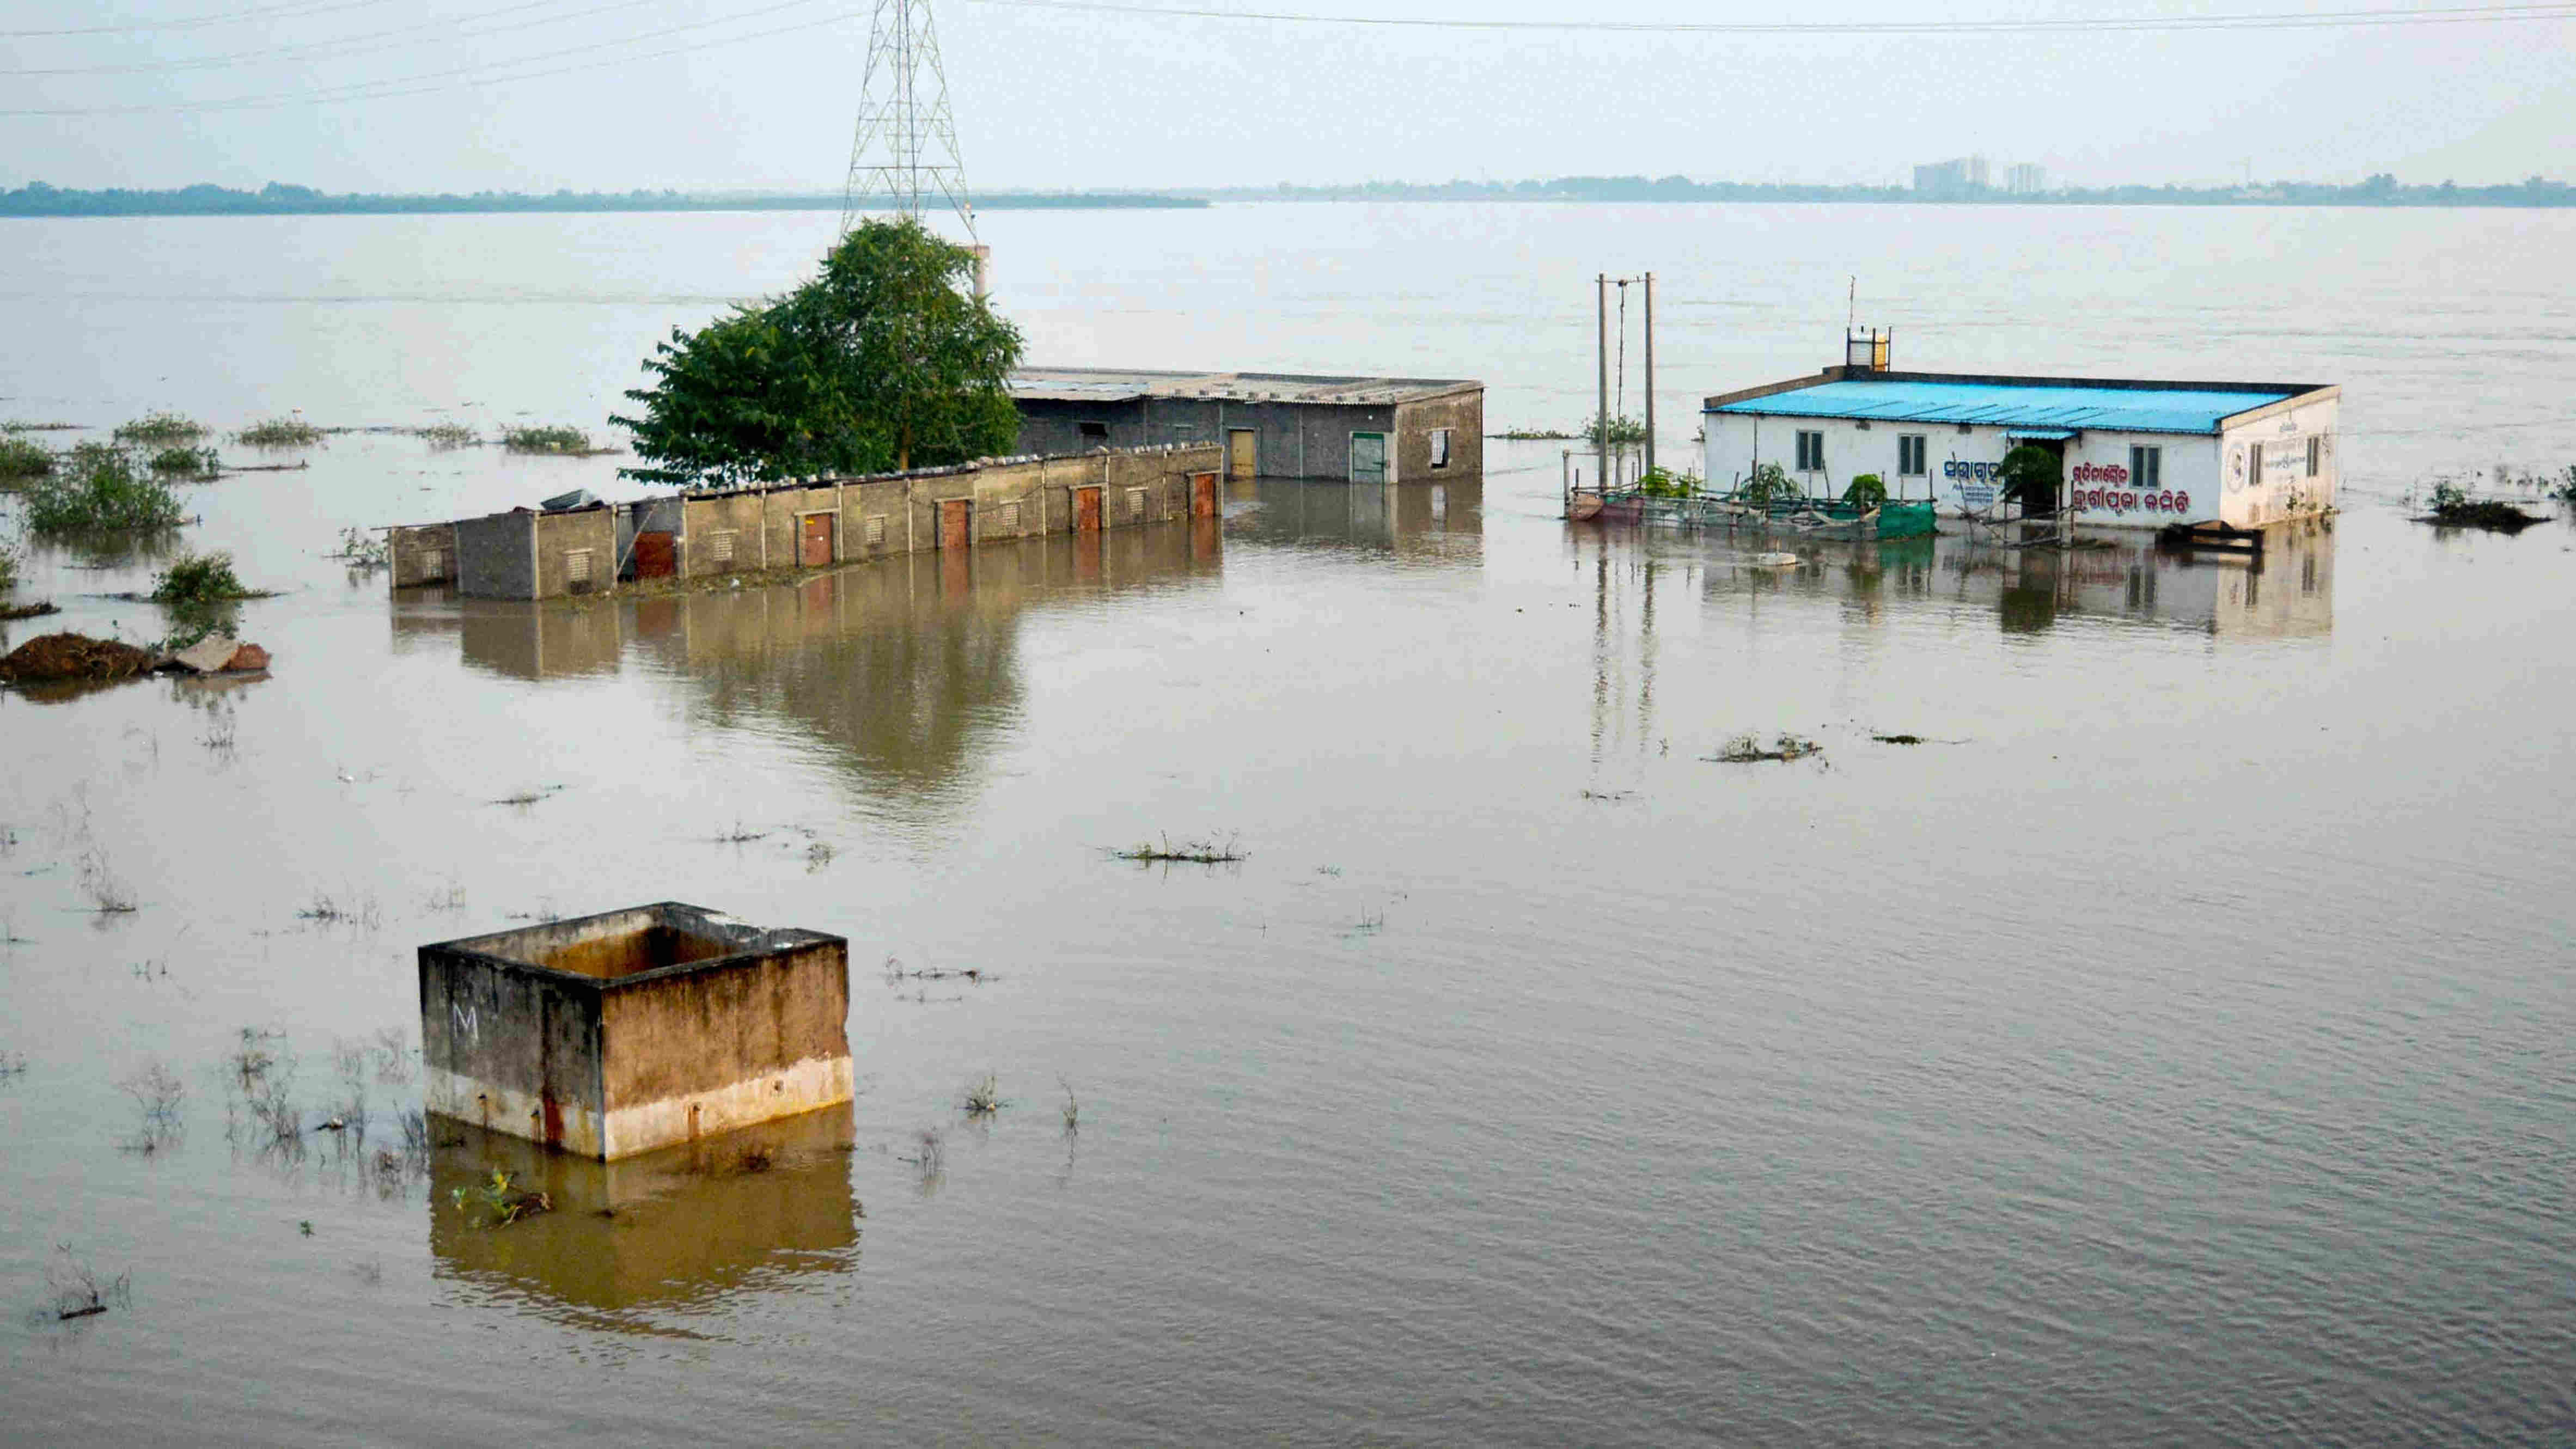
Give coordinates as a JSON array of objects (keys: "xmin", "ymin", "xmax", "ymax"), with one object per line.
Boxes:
[{"xmin": 3, "ymin": 203, "xmax": 2574, "ymax": 1445}]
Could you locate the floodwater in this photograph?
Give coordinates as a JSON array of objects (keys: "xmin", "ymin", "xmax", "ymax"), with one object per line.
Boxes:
[{"xmin": 4, "ymin": 204, "xmax": 2574, "ymax": 1445}]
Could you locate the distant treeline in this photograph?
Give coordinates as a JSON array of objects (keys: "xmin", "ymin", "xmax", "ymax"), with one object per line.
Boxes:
[
  {"xmin": 0, "ymin": 181, "xmax": 1207, "ymax": 218},
  {"xmin": 1224, "ymin": 173, "xmax": 2576, "ymax": 208}
]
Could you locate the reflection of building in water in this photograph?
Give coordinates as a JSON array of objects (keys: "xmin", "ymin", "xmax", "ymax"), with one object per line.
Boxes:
[
  {"xmin": 429, "ymin": 1106, "xmax": 858, "ymax": 1335},
  {"xmin": 390, "ymin": 523, "xmax": 1222, "ymax": 815},
  {"xmin": 1691, "ymin": 523, "xmax": 2334, "ymax": 638},
  {"xmin": 1228, "ymin": 478, "xmax": 1482, "ymax": 563}
]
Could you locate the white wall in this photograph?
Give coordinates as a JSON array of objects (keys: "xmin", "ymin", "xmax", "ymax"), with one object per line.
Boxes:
[
  {"xmin": 1702, "ymin": 411, "xmax": 2229, "ymax": 528},
  {"xmin": 2216, "ymin": 395, "xmax": 2340, "ymax": 528}
]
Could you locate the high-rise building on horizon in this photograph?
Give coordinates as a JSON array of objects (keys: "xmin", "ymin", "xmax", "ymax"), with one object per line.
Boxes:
[{"xmin": 1912, "ymin": 156, "xmax": 1991, "ymax": 198}]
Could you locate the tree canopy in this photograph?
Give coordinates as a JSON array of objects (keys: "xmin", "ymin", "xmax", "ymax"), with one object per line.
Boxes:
[{"xmin": 613, "ymin": 218, "xmax": 1023, "ymax": 490}]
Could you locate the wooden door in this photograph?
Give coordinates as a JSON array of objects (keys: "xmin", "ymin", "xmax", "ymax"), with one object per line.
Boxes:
[
  {"xmin": 799, "ymin": 513, "xmax": 834, "ymax": 568},
  {"xmin": 1227, "ymin": 429, "xmax": 1256, "ymax": 481},
  {"xmin": 1074, "ymin": 487, "xmax": 1102, "ymax": 534},
  {"xmin": 1190, "ymin": 472, "xmax": 1218, "ymax": 519},
  {"xmin": 938, "ymin": 499, "xmax": 970, "ymax": 549}
]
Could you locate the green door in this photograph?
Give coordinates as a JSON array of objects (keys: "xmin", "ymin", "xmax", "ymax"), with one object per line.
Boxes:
[{"xmin": 1350, "ymin": 431, "xmax": 1388, "ymax": 484}]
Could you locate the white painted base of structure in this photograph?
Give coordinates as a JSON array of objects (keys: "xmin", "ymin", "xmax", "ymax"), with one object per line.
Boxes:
[
  {"xmin": 425, "ymin": 1054, "xmax": 854, "ymax": 1161},
  {"xmin": 425, "ymin": 1066, "xmax": 608, "ymax": 1160},
  {"xmin": 603, "ymin": 1054, "xmax": 854, "ymax": 1160}
]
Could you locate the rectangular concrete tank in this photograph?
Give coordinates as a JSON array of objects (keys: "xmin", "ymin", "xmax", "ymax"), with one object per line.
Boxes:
[{"xmin": 419, "ymin": 902, "xmax": 852, "ymax": 1160}]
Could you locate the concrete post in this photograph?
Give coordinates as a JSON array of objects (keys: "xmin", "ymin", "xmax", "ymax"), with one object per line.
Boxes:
[
  {"xmin": 1596, "ymin": 274, "xmax": 1609, "ymax": 494},
  {"xmin": 1643, "ymin": 272, "xmax": 1657, "ymax": 481}
]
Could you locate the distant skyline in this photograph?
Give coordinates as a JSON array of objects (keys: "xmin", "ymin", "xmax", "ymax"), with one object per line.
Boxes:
[{"xmin": 4, "ymin": 0, "xmax": 2572, "ymax": 195}]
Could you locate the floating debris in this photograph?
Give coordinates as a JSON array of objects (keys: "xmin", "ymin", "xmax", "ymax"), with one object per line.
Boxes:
[{"xmin": 1708, "ymin": 733, "xmax": 1824, "ymax": 764}]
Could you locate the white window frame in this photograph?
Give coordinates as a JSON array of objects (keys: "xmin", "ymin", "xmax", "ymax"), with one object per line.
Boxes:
[{"xmin": 1430, "ymin": 427, "xmax": 1452, "ymax": 469}]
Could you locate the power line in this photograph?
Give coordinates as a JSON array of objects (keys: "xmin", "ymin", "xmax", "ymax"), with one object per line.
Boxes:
[
  {"xmin": 1, "ymin": 0, "xmax": 844, "ymax": 114},
  {"xmin": 962, "ymin": 0, "xmax": 2576, "ymax": 33},
  {"xmin": 2, "ymin": 0, "xmax": 677, "ymax": 77},
  {"xmin": 2, "ymin": 0, "xmax": 405, "ymax": 39}
]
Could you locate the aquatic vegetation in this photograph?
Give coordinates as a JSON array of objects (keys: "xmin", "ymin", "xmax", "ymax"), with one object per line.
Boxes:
[
  {"xmin": 2421, "ymin": 476, "xmax": 2543, "ymax": 533},
  {"xmin": 1493, "ymin": 426, "xmax": 1577, "ymax": 440},
  {"xmin": 1111, "ymin": 832, "xmax": 1244, "ymax": 864},
  {"xmin": 1709, "ymin": 733, "xmax": 1824, "ymax": 764},
  {"xmin": 118, "ymin": 1059, "xmax": 186, "ymax": 1153},
  {"xmin": 146, "ymin": 444, "xmax": 221, "ymax": 476},
  {"xmin": 0, "ymin": 433, "xmax": 53, "ymax": 480},
  {"xmin": 1583, "ymin": 413, "xmax": 1647, "ymax": 447},
  {"xmin": 47, "ymin": 1246, "xmax": 130, "ymax": 1321},
  {"xmin": 331, "ymin": 526, "xmax": 390, "ymax": 567},
  {"xmin": 501, "ymin": 424, "xmax": 594, "ymax": 454},
  {"xmin": 113, "ymin": 411, "xmax": 204, "ymax": 445},
  {"xmin": 1844, "ymin": 473, "xmax": 1888, "ymax": 508},
  {"xmin": 20, "ymin": 444, "xmax": 187, "ymax": 533},
  {"xmin": 233, "ymin": 415, "xmax": 322, "ymax": 447},
  {"xmin": 963, "ymin": 1073, "xmax": 1003, "ymax": 1116},
  {"xmin": 414, "ymin": 421, "xmax": 478, "ymax": 448},
  {"xmin": 1637, "ymin": 467, "xmax": 1702, "ymax": 499},
  {"xmin": 150, "ymin": 550, "xmax": 254, "ymax": 607},
  {"xmin": 451, "ymin": 1168, "xmax": 550, "ymax": 1227}
]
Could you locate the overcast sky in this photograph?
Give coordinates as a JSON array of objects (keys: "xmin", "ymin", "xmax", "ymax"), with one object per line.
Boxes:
[{"xmin": 4, "ymin": 0, "xmax": 2571, "ymax": 193}]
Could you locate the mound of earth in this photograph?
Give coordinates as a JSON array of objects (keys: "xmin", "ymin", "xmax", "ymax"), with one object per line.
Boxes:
[{"xmin": 0, "ymin": 632, "xmax": 154, "ymax": 684}]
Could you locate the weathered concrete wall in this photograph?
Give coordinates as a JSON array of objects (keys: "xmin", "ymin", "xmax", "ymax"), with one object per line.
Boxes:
[
  {"xmin": 420, "ymin": 904, "xmax": 851, "ymax": 1160},
  {"xmin": 1395, "ymin": 389, "xmax": 1486, "ymax": 482},
  {"xmin": 453, "ymin": 511, "xmax": 536, "ymax": 601},
  {"xmin": 1016, "ymin": 398, "xmax": 1422, "ymax": 481},
  {"xmin": 388, "ymin": 523, "xmax": 459, "ymax": 588},
  {"xmin": 533, "ymin": 507, "xmax": 616, "ymax": 598}
]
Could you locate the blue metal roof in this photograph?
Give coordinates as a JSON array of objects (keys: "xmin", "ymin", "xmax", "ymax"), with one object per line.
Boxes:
[{"xmin": 1707, "ymin": 378, "xmax": 2296, "ymax": 435}]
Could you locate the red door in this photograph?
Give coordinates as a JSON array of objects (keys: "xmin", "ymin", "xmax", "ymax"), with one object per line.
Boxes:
[
  {"xmin": 1074, "ymin": 487, "xmax": 1102, "ymax": 534},
  {"xmin": 632, "ymin": 531, "xmax": 677, "ymax": 579},
  {"xmin": 939, "ymin": 499, "xmax": 971, "ymax": 549},
  {"xmin": 1190, "ymin": 472, "xmax": 1218, "ymax": 519},
  {"xmin": 799, "ymin": 513, "xmax": 834, "ymax": 568}
]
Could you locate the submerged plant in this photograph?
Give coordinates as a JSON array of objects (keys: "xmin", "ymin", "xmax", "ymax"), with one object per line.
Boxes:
[
  {"xmin": 147, "ymin": 445, "xmax": 221, "ymax": 476},
  {"xmin": 501, "ymin": 424, "xmax": 593, "ymax": 455},
  {"xmin": 234, "ymin": 415, "xmax": 322, "ymax": 447},
  {"xmin": 0, "ymin": 433, "xmax": 53, "ymax": 480},
  {"xmin": 450, "ymin": 1167, "xmax": 550, "ymax": 1227},
  {"xmin": 414, "ymin": 421, "xmax": 478, "ymax": 449},
  {"xmin": 113, "ymin": 412, "xmax": 204, "ymax": 445},
  {"xmin": 150, "ymin": 550, "xmax": 251, "ymax": 607},
  {"xmin": 21, "ymin": 444, "xmax": 186, "ymax": 534}
]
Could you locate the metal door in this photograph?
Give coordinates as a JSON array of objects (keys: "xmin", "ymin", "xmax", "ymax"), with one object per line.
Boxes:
[
  {"xmin": 1190, "ymin": 472, "xmax": 1218, "ymax": 518},
  {"xmin": 1227, "ymin": 429, "xmax": 1257, "ymax": 480},
  {"xmin": 799, "ymin": 513, "xmax": 834, "ymax": 567},
  {"xmin": 632, "ymin": 531, "xmax": 676, "ymax": 579},
  {"xmin": 1349, "ymin": 431, "xmax": 1388, "ymax": 484},
  {"xmin": 939, "ymin": 499, "xmax": 970, "ymax": 549},
  {"xmin": 1075, "ymin": 487, "xmax": 1102, "ymax": 533}
]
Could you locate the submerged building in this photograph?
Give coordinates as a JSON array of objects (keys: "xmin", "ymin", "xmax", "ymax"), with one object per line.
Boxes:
[
  {"xmin": 1701, "ymin": 339, "xmax": 2340, "ymax": 530},
  {"xmin": 1008, "ymin": 368, "xmax": 1484, "ymax": 484}
]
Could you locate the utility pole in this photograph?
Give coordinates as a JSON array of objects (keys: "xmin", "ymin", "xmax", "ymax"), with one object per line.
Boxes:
[
  {"xmin": 1596, "ymin": 273, "xmax": 1610, "ymax": 492},
  {"xmin": 1642, "ymin": 271, "xmax": 1656, "ymax": 480}
]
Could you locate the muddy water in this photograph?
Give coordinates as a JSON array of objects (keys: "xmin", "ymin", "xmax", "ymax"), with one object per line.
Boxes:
[{"xmin": 4, "ymin": 205, "xmax": 2575, "ymax": 1445}]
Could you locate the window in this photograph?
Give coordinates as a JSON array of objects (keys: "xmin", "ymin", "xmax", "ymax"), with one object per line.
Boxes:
[
  {"xmin": 421, "ymin": 547, "xmax": 444, "ymax": 578},
  {"xmin": 1430, "ymin": 428, "xmax": 1452, "ymax": 469},
  {"xmin": 1795, "ymin": 430, "xmax": 1826, "ymax": 472},
  {"xmin": 1079, "ymin": 421, "xmax": 1109, "ymax": 445},
  {"xmin": 2129, "ymin": 445, "xmax": 2162, "ymax": 490},
  {"xmin": 2306, "ymin": 436, "xmax": 2321, "ymax": 477},
  {"xmin": 2249, "ymin": 444, "xmax": 2265, "ymax": 488},
  {"xmin": 1898, "ymin": 435, "xmax": 1927, "ymax": 476}
]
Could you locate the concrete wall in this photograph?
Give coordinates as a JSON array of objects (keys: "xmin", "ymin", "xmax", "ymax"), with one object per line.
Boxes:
[
  {"xmin": 453, "ymin": 511, "xmax": 536, "ymax": 600},
  {"xmin": 2217, "ymin": 393, "xmax": 2340, "ymax": 528},
  {"xmin": 1015, "ymin": 396, "xmax": 1483, "ymax": 482},
  {"xmin": 420, "ymin": 904, "xmax": 853, "ymax": 1161},
  {"xmin": 1395, "ymin": 389, "xmax": 1485, "ymax": 483},
  {"xmin": 533, "ymin": 507, "xmax": 616, "ymax": 597},
  {"xmin": 388, "ymin": 523, "xmax": 459, "ymax": 588}
]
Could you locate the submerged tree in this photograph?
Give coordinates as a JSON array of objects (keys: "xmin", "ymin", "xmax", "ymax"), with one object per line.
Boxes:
[{"xmin": 614, "ymin": 218, "xmax": 1022, "ymax": 490}]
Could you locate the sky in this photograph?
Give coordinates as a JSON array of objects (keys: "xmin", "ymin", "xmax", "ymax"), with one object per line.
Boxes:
[{"xmin": 3, "ymin": 0, "xmax": 2572, "ymax": 193}]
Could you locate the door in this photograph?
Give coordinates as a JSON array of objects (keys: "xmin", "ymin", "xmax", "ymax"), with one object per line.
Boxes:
[
  {"xmin": 799, "ymin": 513, "xmax": 834, "ymax": 568},
  {"xmin": 1190, "ymin": 471, "xmax": 1218, "ymax": 519},
  {"xmin": 1350, "ymin": 431, "xmax": 1389, "ymax": 485},
  {"xmin": 938, "ymin": 498, "xmax": 971, "ymax": 550},
  {"xmin": 1227, "ymin": 429, "xmax": 1257, "ymax": 481},
  {"xmin": 632, "ymin": 531, "xmax": 676, "ymax": 579},
  {"xmin": 1074, "ymin": 486, "xmax": 1102, "ymax": 534}
]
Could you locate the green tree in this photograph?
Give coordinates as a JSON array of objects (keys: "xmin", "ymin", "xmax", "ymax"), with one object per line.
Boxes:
[
  {"xmin": 615, "ymin": 218, "xmax": 1022, "ymax": 490},
  {"xmin": 1995, "ymin": 445, "xmax": 2062, "ymax": 511}
]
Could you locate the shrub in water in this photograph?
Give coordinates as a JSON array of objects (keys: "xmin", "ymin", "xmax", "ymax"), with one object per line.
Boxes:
[
  {"xmin": 149, "ymin": 445, "xmax": 221, "ymax": 476},
  {"xmin": 0, "ymin": 433, "xmax": 53, "ymax": 480},
  {"xmin": 235, "ymin": 416, "xmax": 322, "ymax": 447},
  {"xmin": 502, "ymin": 424, "xmax": 591, "ymax": 455},
  {"xmin": 114, "ymin": 412, "xmax": 204, "ymax": 445},
  {"xmin": 151, "ymin": 550, "xmax": 248, "ymax": 606},
  {"xmin": 416, "ymin": 421, "xmax": 478, "ymax": 449},
  {"xmin": 21, "ymin": 444, "xmax": 187, "ymax": 534}
]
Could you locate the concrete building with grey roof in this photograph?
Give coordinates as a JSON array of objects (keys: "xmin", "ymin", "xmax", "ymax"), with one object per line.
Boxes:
[{"xmin": 1009, "ymin": 368, "xmax": 1484, "ymax": 485}]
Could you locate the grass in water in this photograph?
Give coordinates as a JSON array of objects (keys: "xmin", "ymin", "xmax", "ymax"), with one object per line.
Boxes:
[
  {"xmin": 501, "ymin": 424, "xmax": 593, "ymax": 455},
  {"xmin": 1110, "ymin": 832, "xmax": 1245, "ymax": 864},
  {"xmin": 147, "ymin": 445, "xmax": 221, "ymax": 477},
  {"xmin": 235, "ymin": 416, "xmax": 323, "ymax": 447},
  {"xmin": 151, "ymin": 550, "xmax": 257, "ymax": 607},
  {"xmin": 114, "ymin": 412, "xmax": 205, "ymax": 445},
  {"xmin": 415, "ymin": 421, "xmax": 478, "ymax": 448},
  {"xmin": 0, "ymin": 434, "xmax": 54, "ymax": 481},
  {"xmin": 21, "ymin": 444, "xmax": 186, "ymax": 534}
]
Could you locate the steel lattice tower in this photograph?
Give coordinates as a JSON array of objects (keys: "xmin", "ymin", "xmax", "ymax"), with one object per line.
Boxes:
[{"xmin": 839, "ymin": 0, "xmax": 974, "ymax": 239}]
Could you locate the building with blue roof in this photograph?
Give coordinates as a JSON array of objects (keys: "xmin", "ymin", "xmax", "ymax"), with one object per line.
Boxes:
[{"xmin": 1701, "ymin": 336, "xmax": 2340, "ymax": 530}]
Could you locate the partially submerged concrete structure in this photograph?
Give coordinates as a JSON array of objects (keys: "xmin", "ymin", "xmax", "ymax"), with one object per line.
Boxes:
[
  {"xmin": 388, "ymin": 442, "xmax": 1222, "ymax": 600},
  {"xmin": 420, "ymin": 903, "xmax": 852, "ymax": 1160},
  {"xmin": 1009, "ymin": 368, "xmax": 1485, "ymax": 484}
]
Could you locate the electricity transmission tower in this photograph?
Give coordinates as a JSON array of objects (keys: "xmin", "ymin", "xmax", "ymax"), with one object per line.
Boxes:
[{"xmin": 839, "ymin": 0, "xmax": 975, "ymax": 239}]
